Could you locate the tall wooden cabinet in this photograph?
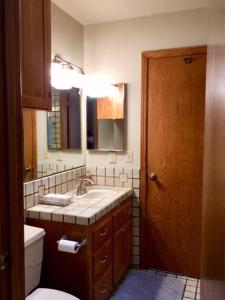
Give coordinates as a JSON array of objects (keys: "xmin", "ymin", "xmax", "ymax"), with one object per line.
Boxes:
[{"xmin": 21, "ymin": 0, "xmax": 51, "ymax": 110}]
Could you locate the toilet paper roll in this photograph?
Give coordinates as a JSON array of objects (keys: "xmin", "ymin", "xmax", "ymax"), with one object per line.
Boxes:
[{"xmin": 58, "ymin": 239, "xmax": 79, "ymax": 254}]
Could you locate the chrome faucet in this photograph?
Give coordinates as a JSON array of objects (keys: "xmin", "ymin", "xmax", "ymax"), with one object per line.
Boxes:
[{"xmin": 76, "ymin": 178, "xmax": 94, "ymax": 196}]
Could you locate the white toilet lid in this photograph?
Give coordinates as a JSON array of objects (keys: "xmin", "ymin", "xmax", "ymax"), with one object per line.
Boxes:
[{"xmin": 26, "ymin": 288, "xmax": 79, "ymax": 300}]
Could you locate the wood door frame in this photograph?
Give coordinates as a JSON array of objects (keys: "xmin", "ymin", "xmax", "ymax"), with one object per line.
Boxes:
[
  {"xmin": 140, "ymin": 45, "xmax": 207, "ymax": 268},
  {"xmin": 0, "ymin": 0, "xmax": 24, "ymax": 299},
  {"xmin": 23, "ymin": 109, "xmax": 37, "ymax": 180}
]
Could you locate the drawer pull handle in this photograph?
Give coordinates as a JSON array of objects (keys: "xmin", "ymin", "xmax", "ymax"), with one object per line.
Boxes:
[
  {"xmin": 100, "ymin": 284, "xmax": 109, "ymax": 294},
  {"xmin": 99, "ymin": 256, "xmax": 108, "ymax": 264},
  {"xmin": 99, "ymin": 229, "xmax": 108, "ymax": 237}
]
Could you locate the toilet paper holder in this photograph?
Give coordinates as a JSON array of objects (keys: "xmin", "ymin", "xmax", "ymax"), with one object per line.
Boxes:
[{"xmin": 57, "ymin": 235, "xmax": 88, "ymax": 253}]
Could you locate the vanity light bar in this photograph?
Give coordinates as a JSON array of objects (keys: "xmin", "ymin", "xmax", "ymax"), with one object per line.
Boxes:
[{"xmin": 52, "ymin": 54, "xmax": 85, "ymax": 74}]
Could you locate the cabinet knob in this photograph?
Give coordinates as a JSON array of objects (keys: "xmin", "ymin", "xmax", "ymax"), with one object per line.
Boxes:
[
  {"xmin": 100, "ymin": 285, "xmax": 109, "ymax": 294},
  {"xmin": 99, "ymin": 255, "xmax": 108, "ymax": 264},
  {"xmin": 99, "ymin": 229, "xmax": 108, "ymax": 237}
]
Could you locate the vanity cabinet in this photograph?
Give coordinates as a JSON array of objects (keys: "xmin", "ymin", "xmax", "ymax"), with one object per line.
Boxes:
[
  {"xmin": 21, "ymin": 0, "xmax": 51, "ymax": 110},
  {"xmin": 27, "ymin": 197, "xmax": 132, "ymax": 300}
]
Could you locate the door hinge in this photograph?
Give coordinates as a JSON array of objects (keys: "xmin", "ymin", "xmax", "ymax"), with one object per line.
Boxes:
[{"xmin": 0, "ymin": 253, "xmax": 9, "ymax": 271}]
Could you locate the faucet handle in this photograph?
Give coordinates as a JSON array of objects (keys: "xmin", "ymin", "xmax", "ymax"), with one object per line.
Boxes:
[{"xmin": 76, "ymin": 178, "xmax": 95, "ymax": 196}]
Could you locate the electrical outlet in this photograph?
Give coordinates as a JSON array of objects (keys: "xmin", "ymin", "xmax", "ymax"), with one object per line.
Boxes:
[
  {"xmin": 119, "ymin": 173, "xmax": 128, "ymax": 182},
  {"xmin": 43, "ymin": 151, "xmax": 49, "ymax": 159},
  {"xmin": 109, "ymin": 152, "xmax": 117, "ymax": 164},
  {"xmin": 38, "ymin": 185, "xmax": 45, "ymax": 197},
  {"xmin": 126, "ymin": 150, "xmax": 133, "ymax": 163},
  {"xmin": 56, "ymin": 151, "xmax": 63, "ymax": 161}
]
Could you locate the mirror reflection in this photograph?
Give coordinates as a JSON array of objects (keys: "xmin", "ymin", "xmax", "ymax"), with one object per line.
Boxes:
[
  {"xmin": 47, "ymin": 88, "xmax": 81, "ymax": 150},
  {"xmin": 87, "ymin": 83, "xmax": 126, "ymax": 151}
]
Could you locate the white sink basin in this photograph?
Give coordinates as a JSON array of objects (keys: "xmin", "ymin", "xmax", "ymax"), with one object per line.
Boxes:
[{"xmin": 80, "ymin": 189, "xmax": 117, "ymax": 200}]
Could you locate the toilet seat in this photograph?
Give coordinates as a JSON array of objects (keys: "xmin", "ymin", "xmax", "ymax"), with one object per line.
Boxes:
[{"xmin": 26, "ymin": 288, "xmax": 79, "ymax": 300}]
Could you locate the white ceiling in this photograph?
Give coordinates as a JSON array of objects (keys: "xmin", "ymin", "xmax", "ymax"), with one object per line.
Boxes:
[{"xmin": 52, "ymin": 0, "xmax": 209, "ymax": 25}]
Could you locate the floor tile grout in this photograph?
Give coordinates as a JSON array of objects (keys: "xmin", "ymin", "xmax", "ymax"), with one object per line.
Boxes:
[{"xmin": 112, "ymin": 268, "xmax": 200, "ymax": 300}]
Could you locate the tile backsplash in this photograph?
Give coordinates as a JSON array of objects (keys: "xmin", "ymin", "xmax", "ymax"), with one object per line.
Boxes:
[
  {"xmin": 24, "ymin": 166, "xmax": 86, "ymax": 209},
  {"xmin": 24, "ymin": 165, "xmax": 141, "ymax": 268}
]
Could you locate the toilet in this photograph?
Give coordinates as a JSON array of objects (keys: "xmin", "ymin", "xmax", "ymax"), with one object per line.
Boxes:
[{"xmin": 24, "ymin": 224, "xmax": 79, "ymax": 300}]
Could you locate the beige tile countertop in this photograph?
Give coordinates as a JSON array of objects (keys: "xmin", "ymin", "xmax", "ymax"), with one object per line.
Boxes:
[{"xmin": 26, "ymin": 186, "xmax": 133, "ymax": 225}]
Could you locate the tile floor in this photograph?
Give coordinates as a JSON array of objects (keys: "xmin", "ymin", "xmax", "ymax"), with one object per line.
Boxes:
[
  {"xmin": 151, "ymin": 269, "xmax": 200, "ymax": 300},
  {"xmin": 112, "ymin": 268, "xmax": 200, "ymax": 300},
  {"xmin": 148, "ymin": 269, "xmax": 200, "ymax": 300}
]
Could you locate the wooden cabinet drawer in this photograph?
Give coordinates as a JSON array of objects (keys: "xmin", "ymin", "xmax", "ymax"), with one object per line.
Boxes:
[
  {"xmin": 93, "ymin": 218, "xmax": 112, "ymax": 253},
  {"xmin": 113, "ymin": 199, "xmax": 132, "ymax": 234},
  {"xmin": 93, "ymin": 267, "xmax": 112, "ymax": 300},
  {"xmin": 93, "ymin": 239, "xmax": 112, "ymax": 283}
]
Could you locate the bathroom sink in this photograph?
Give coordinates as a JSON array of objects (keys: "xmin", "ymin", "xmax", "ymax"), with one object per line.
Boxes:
[{"xmin": 80, "ymin": 189, "xmax": 117, "ymax": 199}]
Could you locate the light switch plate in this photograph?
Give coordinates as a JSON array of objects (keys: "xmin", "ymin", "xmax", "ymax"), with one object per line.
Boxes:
[
  {"xmin": 109, "ymin": 152, "xmax": 117, "ymax": 164},
  {"xmin": 126, "ymin": 150, "xmax": 133, "ymax": 162},
  {"xmin": 119, "ymin": 173, "xmax": 128, "ymax": 182},
  {"xmin": 43, "ymin": 151, "xmax": 49, "ymax": 159},
  {"xmin": 56, "ymin": 151, "xmax": 63, "ymax": 161}
]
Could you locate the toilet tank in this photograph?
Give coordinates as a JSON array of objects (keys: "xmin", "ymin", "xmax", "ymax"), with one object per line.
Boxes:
[{"xmin": 24, "ymin": 225, "xmax": 46, "ymax": 296}]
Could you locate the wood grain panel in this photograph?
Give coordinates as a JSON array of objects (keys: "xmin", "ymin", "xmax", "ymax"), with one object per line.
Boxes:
[
  {"xmin": 0, "ymin": 0, "xmax": 24, "ymax": 299},
  {"xmin": 23, "ymin": 109, "xmax": 37, "ymax": 181},
  {"xmin": 21, "ymin": 0, "xmax": 51, "ymax": 110},
  {"xmin": 92, "ymin": 218, "xmax": 112, "ymax": 253},
  {"xmin": 113, "ymin": 221, "xmax": 132, "ymax": 286},
  {"xmin": 27, "ymin": 219, "xmax": 92, "ymax": 300},
  {"xmin": 201, "ymin": 1, "xmax": 225, "ymax": 299},
  {"xmin": 112, "ymin": 200, "xmax": 132, "ymax": 234},
  {"xmin": 93, "ymin": 239, "xmax": 112, "ymax": 284},
  {"xmin": 93, "ymin": 267, "xmax": 112, "ymax": 300},
  {"xmin": 141, "ymin": 47, "xmax": 206, "ymax": 277},
  {"xmin": 97, "ymin": 83, "xmax": 125, "ymax": 120}
]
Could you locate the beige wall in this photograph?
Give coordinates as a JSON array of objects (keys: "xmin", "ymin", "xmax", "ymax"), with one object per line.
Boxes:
[
  {"xmin": 36, "ymin": 3, "xmax": 85, "ymax": 168},
  {"xmin": 51, "ymin": 2, "xmax": 83, "ymax": 66},
  {"xmin": 84, "ymin": 8, "xmax": 209, "ymax": 168}
]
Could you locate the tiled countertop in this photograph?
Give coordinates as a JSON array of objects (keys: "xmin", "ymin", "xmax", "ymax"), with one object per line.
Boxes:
[{"xmin": 26, "ymin": 186, "xmax": 133, "ymax": 225}]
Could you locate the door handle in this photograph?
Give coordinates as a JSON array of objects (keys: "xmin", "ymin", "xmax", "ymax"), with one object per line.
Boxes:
[
  {"xmin": 148, "ymin": 173, "xmax": 158, "ymax": 181},
  {"xmin": 24, "ymin": 166, "xmax": 32, "ymax": 172},
  {"xmin": 0, "ymin": 253, "xmax": 9, "ymax": 271}
]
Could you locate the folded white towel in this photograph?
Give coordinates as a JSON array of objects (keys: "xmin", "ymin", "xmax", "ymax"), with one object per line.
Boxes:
[{"xmin": 39, "ymin": 194, "xmax": 72, "ymax": 206}]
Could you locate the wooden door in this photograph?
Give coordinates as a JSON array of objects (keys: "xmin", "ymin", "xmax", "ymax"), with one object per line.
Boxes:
[
  {"xmin": 23, "ymin": 110, "xmax": 37, "ymax": 181},
  {"xmin": 201, "ymin": 1, "xmax": 225, "ymax": 299},
  {"xmin": 0, "ymin": 0, "xmax": 24, "ymax": 299},
  {"xmin": 21, "ymin": 0, "xmax": 51, "ymax": 110},
  {"xmin": 141, "ymin": 46, "xmax": 207, "ymax": 278}
]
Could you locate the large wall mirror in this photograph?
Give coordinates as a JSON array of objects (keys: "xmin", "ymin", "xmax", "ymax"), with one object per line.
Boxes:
[
  {"xmin": 87, "ymin": 83, "xmax": 126, "ymax": 151},
  {"xmin": 23, "ymin": 87, "xmax": 84, "ymax": 182}
]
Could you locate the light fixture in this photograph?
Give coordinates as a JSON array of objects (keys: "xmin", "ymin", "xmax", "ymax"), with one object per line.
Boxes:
[
  {"xmin": 84, "ymin": 75, "xmax": 120, "ymax": 98},
  {"xmin": 51, "ymin": 63, "xmax": 73, "ymax": 90},
  {"xmin": 51, "ymin": 55, "xmax": 119, "ymax": 98},
  {"xmin": 51, "ymin": 55, "xmax": 85, "ymax": 90}
]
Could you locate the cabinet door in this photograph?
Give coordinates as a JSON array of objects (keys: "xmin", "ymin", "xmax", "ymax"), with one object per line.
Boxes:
[
  {"xmin": 113, "ymin": 221, "xmax": 132, "ymax": 286},
  {"xmin": 21, "ymin": 0, "xmax": 51, "ymax": 110}
]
